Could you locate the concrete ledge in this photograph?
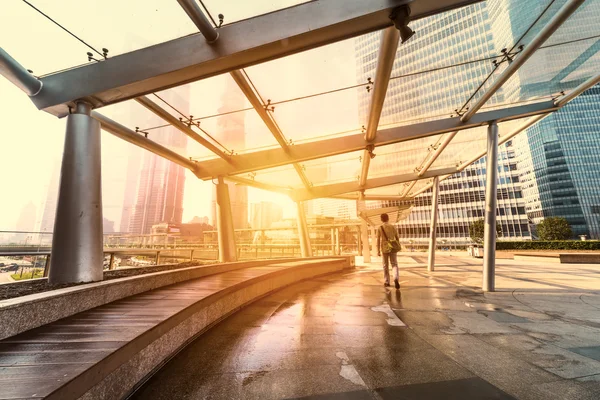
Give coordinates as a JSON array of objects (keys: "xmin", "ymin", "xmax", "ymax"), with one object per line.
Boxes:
[
  {"xmin": 0, "ymin": 258, "xmax": 311, "ymax": 340},
  {"xmin": 36, "ymin": 258, "xmax": 352, "ymax": 399},
  {"xmin": 514, "ymin": 253, "xmax": 600, "ymax": 264}
]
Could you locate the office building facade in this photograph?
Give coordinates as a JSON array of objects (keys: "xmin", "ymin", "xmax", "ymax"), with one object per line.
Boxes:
[{"xmin": 354, "ymin": 1, "xmax": 531, "ymax": 244}]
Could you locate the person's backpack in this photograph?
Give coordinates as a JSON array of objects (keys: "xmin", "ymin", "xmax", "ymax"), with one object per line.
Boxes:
[{"xmin": 380, "ymin": 226, "xmax": 401, "ymax": 253}]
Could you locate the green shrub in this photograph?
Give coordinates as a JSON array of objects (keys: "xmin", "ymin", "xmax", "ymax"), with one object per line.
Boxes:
[
  {"xmin": 496, "ymin": 241, "xmax": 600, "ymax": 251},
  {"xmin": 536, "ymin": 217, "xmax": 573, "ymax": 240},
  {"xmin": 469, "ymin": 219, "xmax": 501, "ymax": 244}
]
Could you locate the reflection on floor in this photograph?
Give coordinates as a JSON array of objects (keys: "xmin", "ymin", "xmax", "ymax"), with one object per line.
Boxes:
[{"xmin": 134, "ymin": 254, "xmax": 600, "ymax": 400}]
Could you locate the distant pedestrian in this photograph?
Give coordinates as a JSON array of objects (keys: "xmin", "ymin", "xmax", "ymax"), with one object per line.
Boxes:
[{"xmin": 377, "ymin": 213, "xmax": 401, "ymax": 289}]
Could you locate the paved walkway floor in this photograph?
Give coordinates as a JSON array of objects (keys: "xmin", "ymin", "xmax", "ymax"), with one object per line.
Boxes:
[{"xmin": 134, "ymin": 254, "xmax": 600, "ymax": 400}]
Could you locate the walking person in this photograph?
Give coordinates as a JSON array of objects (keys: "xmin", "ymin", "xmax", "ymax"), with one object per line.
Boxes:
[{"xmin": 377, "ymin": 213, "xmax": 401, "ymax": 289}]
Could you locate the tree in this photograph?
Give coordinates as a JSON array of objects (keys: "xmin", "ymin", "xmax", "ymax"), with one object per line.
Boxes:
[
  {"xmin": 469, "ymin": 219, "xmax": 501, "ymax": 244},
  {"xmin": 536, "ymin": 217, "xmax": 572, "ymax": 240}
]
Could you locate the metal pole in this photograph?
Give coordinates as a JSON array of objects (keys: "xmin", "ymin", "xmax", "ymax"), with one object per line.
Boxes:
[
  {"xmin": 297, "ymin": 201, "xmax": 313, "ymax": 257},
  {"xmin": 156, "ymin": 251, "xmax": 161, "ymax": 265},
  {"xmin": 0, "ymin": 48, "xmax": 42, "ymax": 96},
  {"xmin": 357, "ymin": 226, "xmax": 363, "ymax": 256},
  {"xmin": 427, "ymin": 176, "xmax": 440, "ymax": 272},
  {"xmin": 176, "ymin": 0, "xmax": 219, "ymax": 43},
  {"xmin": 216, "ymin": 177, "xmax": 237, "ymax": 262},
  {"xmin": 43, "ymin": 255, "xmax": 50, "ymax": 277},
  {"xmin": 335, "ymin": 228, "xmax": 341, "ymax": 255},
  {"xmin": 49, "ymin": 102, "xmax": 103, "ymax": 284},
  {"xmin": 109, "ymin": 253, "xmax": 115, "ymax": 270},
  {"xmin": 483, "ymin": 122, "xmax": 499, "ymax": 292},
  {"xmin": 330, "ymin": 228, "xmax": 335, "ymax": 255}
]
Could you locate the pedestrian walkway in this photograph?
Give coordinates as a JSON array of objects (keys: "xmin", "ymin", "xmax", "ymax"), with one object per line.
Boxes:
[
  {"xmin": 0, "ymin": 258, "xmax": 350, "ymax": 399},
  {"xmin": 135, "ymin": 254, "xmax": 600, "ymax": 400}
]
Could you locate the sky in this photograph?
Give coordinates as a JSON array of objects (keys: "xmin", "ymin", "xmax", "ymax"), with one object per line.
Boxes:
[{"xmin": 0, "ymin": 0, "xmax": 360, "ymax": 232}]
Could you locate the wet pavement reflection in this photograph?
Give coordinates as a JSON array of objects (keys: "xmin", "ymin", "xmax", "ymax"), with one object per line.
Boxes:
[{"xmin": 133, "ymin": 254, "xmax": 600, "ymax": 399}]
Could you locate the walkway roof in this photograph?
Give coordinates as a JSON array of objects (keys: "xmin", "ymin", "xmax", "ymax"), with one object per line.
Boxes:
[{"xmin": 2, "ymin": 0, "xmax": 599, "ymax": 203}]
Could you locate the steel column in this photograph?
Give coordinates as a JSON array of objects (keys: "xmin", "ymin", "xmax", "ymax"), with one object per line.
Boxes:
[
  {"xmin": 49, "ymin": 102, "xmax": 103, "ymax": 284},
  {"xmin": 296, "ymin": 201, "xmax": 312, "ymax": 257},
  {"xmin": 335, "ymin": 228, "xmax": 341, "ymax": 255},
  {"xmin": 483, "ymin": 122, "xmax": 499, "ymax": 292},
  {"xmin": 0, "ymin": 48, "xmax": 42, "ymax": 96},
  {"xmin": 359, "ymin": 194, "xmax": 371, "ymax": 263},
  {"xmin": 555, "ymin": 73, "xmax": 600, "ymax": 107},
  {"xmin": 427, "ymin": 176, "xmax": 440, "ymax": 272},
  {"xmin": 216, "ymin": 177, "xmax": 237, "ymax": 262}
]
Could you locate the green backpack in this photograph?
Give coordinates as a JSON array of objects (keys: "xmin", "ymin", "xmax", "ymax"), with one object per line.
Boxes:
[{"xmin": 380, "ymin": 226, "xmax": 401, "ymax": 253}]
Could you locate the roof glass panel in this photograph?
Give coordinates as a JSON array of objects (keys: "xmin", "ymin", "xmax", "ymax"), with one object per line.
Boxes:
[
  {"xmin": 466, "ymin": 0, "xmax": 600, "ymax": 111},
  {"xmin": 2, "ymin": 1, "xmax": 198, "ymax": 76},
  {"xmin": 235, "ymin": 165, "xmax": 303, "ymax": 189},
  {"xmin": 202, "ymin": 0, "xmax": 310, "ymax": 26},
  {"xmin": 303, "ymin": 151, "xmax": 363, "ymax": 187},
  {"xmin": 368, "ymin": 136, "xmax": 444, "ymax": 178}
]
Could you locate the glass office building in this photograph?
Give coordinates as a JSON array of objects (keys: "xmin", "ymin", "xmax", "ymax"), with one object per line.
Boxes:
[{"xmin": 355, "ymin": 1, "xmax": 531, "ymax": 245}]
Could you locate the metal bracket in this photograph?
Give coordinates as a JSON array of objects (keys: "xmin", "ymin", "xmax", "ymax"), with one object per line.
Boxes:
[
  {"xmin": 492, "ymin": 45, "xmax": 524, "ymax": 67},
  {"xmin": 264, "ymin": 99, "xmax": 275, "ymax": 112},
  {"xmin": 179, "ymin": 115, "xmax": 201, "ymax": 128},
  {"xmin": 366, "ymin": 77, "xmax": 373, "ymax": 92},
  {"xmin": 135, "ymin": 127, "xmax": 149, "ymax": 138}
]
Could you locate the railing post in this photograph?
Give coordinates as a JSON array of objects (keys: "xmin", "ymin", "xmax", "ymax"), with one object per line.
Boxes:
[
  {"xmin": 48, "ymin": 101, "xmax": 103, "ymax": 284},
  {"xmin": 43, "ymin": 255, "xmax": 51, "ymax": 277},
  {"xmin": 109, "ymin": 252, "xmax": 116, "ymax": 270},
  {"xmin": 190, "ymin": 249, "xmax": 194, "ymax": 261},
  {"xmin": 156, "ymin": 251, "xmax": 161, "ymax": 265}
]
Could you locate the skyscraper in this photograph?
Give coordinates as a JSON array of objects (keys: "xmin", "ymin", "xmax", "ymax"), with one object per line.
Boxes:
[
  {"xmin": 354, "ymin": 1, "xmax": 532, "ymax": 245},
  {"xmin": 490, "ymin": 0, "xmax": 600, "ymax": 238},
  {"xmin": 211, "ymin": 79, "xmax": 249, "ymax": 230},
  {"xmin": 250, "ymin": 202, "xmax": 283, "ymax": 229},
  {"xmin": 129, "ymin": 88, "xmax": 189, "ymax": 234}
]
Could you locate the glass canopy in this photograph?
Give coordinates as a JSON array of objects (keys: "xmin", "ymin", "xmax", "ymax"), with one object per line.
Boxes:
[{"xmin": 2, "ymin": 0, "xmax": 599, "ymax": 212}]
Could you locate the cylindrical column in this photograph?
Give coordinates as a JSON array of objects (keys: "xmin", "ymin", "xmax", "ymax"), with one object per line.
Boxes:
[
  {"xmin": 216, "ymin": 177, "xmax": 237, "ymax": 262},
  {"xmin": 0, "ymin": 48, "xmax": 43, "ymax": 96},
  {"xmin": 360, "ymin": 220, "xmax": 371, "ymax": 263},
  {"xmin": 49, "ymin": 102, "xmax": 103, "ymax": 284},
  {"xmin": 370, "ymin": 227, "xmax": 378, "ymax": 256},
  {"xmin": 427, "ymin": 176, "xmax": 440, "ymax": 272},
  {"xmin": 483, "ymin": 122, "xmax": 499, "ymax": 292},
  {"xmin": 296, "ymin": 201, "xmax": 312, "ymax": 257},
  {"xmin": 357, "ymin": 226, "xmax": 363, "ymax": 256},
  {"xmin": 335, "ymin": 228, "xmax": 341, "ymax": 255}
]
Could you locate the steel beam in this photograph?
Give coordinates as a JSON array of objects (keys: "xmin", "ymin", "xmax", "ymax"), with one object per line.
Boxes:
[
  {"xmin": 483, "ymin": 122, "xmax": 498, "ymax": 292},
  {"xmin": 555, "ymin": 72, "xmax": 600, "ymax": 107},
  {"xmin": 461, "ymin": 0, "xmax": 585, "ymax": 122},
  {"xmin": 31, "ymin": 0, "xmax": 482, "ymax": 116},
  {"xmin": 229, "ymin": 69, "xmax": 312, "ymax": 189},
  {"xmin": 330, "ymin": 194, "xmax": 412, "ymax": 201},
  {"xmin": 193, "ymin": 100, "xmax": 555, "ymax": 179},
  {"xmin": 0, "ymin": 48, "xmax": 42, "ymax": 96},
  {"xmin": 92, "ymin": 112, "xmax": 201, "ymax": 175},
  {"xmin": 135, "ymin": 96, "xmax": 231, "ymax": 160},
  {"xmin": 292, "ymin": 167, "xmax": 457, "ymax": 201},
  {"xmin": 358, "ymin": 193, "xmax": 371, "ymax": 263},
  {"xmin": 225, "ymin": 175, "xmax": 292, "ymax": 196},
  {"xmin": 359, "ymin": 27, "xmax": 401, "ymax": 187},
  {"xmin": 176, "ymin": 0, "xmax": 219, "ymax": 43}
]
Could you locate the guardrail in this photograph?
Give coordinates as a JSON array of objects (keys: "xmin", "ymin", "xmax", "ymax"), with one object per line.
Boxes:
[{"xmin": 0, "ymin": 243, "xmax": 359, "ymax": 281}]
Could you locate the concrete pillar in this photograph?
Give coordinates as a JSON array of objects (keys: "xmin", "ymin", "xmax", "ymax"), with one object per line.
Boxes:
[
  {"xmin": 370, "ymin": 227, "xmax": 378, "ymax": 256},
  {"xmin": 357, "ymin": 226, "xmax": 363, "ymax": 256},
  {"xmin": 427, "ymin": 176, "xmax": 440, "ymax": 272},
  {"xmin": 483, "ymin": 121, "xmax": 499, "ymax": 292},
  {"xmin": 49, "ymin": 102, "xmax": 103, "ymax": 284},
  {"xmin": 360, "ymin": 220, "xmax": 371, "ymax": 263},
  {"xmin": 296, "ymin": 201, "xmax": 312, "ymax": 257},
  {"xmin": 216, "ymin": 177, "xmax": 237, "ymax": 262},
  {"xmin": 335, "ymin": 228, "xmax": 341, "ymax": 255}
]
